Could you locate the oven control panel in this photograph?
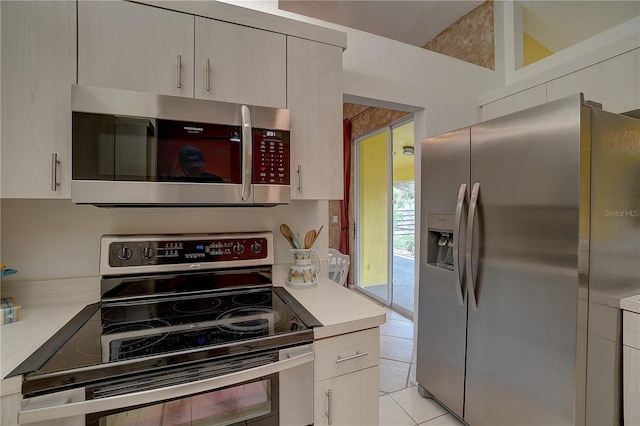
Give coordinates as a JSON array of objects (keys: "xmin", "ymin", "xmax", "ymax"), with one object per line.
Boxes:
[{"xmin": 101, "ymin": 233, "xmax": 273, "ymax": 275}]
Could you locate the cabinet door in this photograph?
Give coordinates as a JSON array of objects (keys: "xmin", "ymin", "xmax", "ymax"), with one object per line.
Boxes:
[
  {"xmin": 77, "ymin": 1, "xmax": 194, "ymax": 97},
  {"xmin": 1, "ymin": 1, "xmax": 76, "ymax": 198},
  {"xmin": 287, "ymin": 37, "xmax": 343, "ymax": 200},
  {"xmin": 314, "ymin": 366, "xmax": 379, "ymax": 426},
  {"xmin": 547, "ymin": 49, "xmax": 640, "ymax": 114},
  {"xmin": 194, "ymin": 17, "xmax": 286, "ymax": 108}
]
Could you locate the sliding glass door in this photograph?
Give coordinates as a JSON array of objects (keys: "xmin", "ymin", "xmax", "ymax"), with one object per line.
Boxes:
[{"xmin": 355, "ymin": 117, "xmax": 415, "ymax": 316}]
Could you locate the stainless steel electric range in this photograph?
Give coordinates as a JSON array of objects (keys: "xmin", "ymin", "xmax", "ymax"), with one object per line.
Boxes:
[{"xmin": 11, "ymin": 232, "xmax": 320, "ymax": 426}]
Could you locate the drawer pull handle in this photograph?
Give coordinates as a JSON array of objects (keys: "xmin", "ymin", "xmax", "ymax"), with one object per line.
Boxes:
[{"xmin": 335, "ymin": 351, "xmax": 368, "ymax": 363}]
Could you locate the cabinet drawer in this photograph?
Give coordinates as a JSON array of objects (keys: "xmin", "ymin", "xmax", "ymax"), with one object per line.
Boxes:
[
  {"xmin": 624, "ymin": 311, "xmax": 640, "ymax": 350},
  {"xmin": 314, "ymin": 328, "xmax": 379, "ymax": 381}
]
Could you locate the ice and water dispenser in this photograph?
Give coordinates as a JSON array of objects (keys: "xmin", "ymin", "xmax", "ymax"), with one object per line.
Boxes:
[{"xmin": 426, "ymin": 214, "xmax": 455, "ymax": 270}]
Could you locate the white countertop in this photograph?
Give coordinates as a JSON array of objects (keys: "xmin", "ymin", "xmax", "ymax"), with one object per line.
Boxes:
[
  {"xmin": 621, "ymin": 293, "xmax": 640, "ymax": 314},
  {"xmin": 1, "ymin": 277, "xmax": 101, "ymax": 383},
  {"xmin": 276, "ymin": 278, "xmax": 387, "ymax": 339},
  {"xmin": 1, "ymin": 274, "xmax": 385, "ymax": 388}
]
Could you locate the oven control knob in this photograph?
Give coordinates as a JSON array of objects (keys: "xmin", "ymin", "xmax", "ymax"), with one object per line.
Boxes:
[
  {"xmin": 142, "ymin": 246, "xmax": 155, "ymax": 259},
  {"xmin": 233, "ymin": 243, "xmax": 245, "ymax": 255},
  {"xmin": 118, "ymin": 246, "xmax": 133, "ymax": 261},
  {"xmin": 250, "ymin": 242, "xmax": 262, "ymax": 254}
]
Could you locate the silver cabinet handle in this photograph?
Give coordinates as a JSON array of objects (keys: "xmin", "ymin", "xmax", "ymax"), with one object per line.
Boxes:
[
  {"xmin": 466, "ymin": 182, "xmax": 480, "ymax": 311},
  {"xmin": 18, "ymin": 349, "xmax": 314, "ymax": 424},
  {"xmin": 205, "ymin": 59, "xmax": 211, "ymax": 92},
  {"xmin": 326, "ymin": 389, "xmax": 333, "ymax": 425},
  {"xmin": 297, "ymin": 165, "xmax": 302, "ymax": 194},
  {"xmin": 335, "ymin": 351, "xmax": 368, "ymax": 363},
  {"xmin": 176, "ymin": 54, "xmax": 182, "ymax": 88},
  {"xmin": 51, "ymin": 153, "xmax": 60, "ymax": 191},
  {"xmin": 241, "ymin": 105, "xmax": 252, "ymax": 202},
  {"xmin": 453, "ymin": 183, "xmax": 467, "ymax": 306}
]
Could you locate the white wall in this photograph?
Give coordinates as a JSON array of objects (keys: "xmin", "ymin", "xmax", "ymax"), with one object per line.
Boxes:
[
  {"xmin": 218, "ymin": 0, "xmax": 500, "ymax": 139},
  {"xmin": 487, "ymin": 4, "xmax": 639, "ymax": 109},
  {"xmin": 0, "ymin": 199, "xmax": 329, "ymax": 283}
]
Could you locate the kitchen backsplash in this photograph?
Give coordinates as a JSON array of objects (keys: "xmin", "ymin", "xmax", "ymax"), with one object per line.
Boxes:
[{"xmin": 0, "ymin": 199, "xmax": 329, "ymax": 283}]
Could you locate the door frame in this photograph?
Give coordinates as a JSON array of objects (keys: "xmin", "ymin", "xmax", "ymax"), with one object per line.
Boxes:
[{"xmin": 353, "ymin": 115, "xmax": 415, "ymax": 319}]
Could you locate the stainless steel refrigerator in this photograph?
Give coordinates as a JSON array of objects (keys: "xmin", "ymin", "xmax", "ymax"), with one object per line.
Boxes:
[{"xmin": 417, "ymin": 93, "xmax": 640, "ymax": 426}]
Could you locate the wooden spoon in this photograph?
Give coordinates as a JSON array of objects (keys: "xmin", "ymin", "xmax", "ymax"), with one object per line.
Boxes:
[
  {"xmin": 304, "ymin": 229, "xmax": 317, "ymax": 249},
  {"xmin": 280, "ymin": 224, "xmax": 296, "ymax": 248}
]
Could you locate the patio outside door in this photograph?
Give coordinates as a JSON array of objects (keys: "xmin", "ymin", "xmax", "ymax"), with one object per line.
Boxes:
[{"xmin": 355, "ymin": 117, "xmax": 415, "ymax": 317}]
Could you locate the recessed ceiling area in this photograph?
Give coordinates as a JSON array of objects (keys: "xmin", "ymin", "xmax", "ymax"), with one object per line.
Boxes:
[
  {"xmin": 278, "ymin": 0, "xmax": 482, "ymax": 47},
  {"xmin": 521, "ymin": 1, "xmax": 639, "ymax": 53},
  {"xmin": 279, "ymin": 0, "xmax": 639, "ymax": 68}
]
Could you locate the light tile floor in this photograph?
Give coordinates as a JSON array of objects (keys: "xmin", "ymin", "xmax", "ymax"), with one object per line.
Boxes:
[{"xmin": 379, "ymin": 308, "xmax": 464, "ymax": 426}]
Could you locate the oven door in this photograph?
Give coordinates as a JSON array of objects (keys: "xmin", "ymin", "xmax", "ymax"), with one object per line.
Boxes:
[{"xmin": 18, "ymin": 345, "xmax": 313, "ymax": 426}]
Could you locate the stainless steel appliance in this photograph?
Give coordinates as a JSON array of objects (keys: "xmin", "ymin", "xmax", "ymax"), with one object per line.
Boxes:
[
  {"xmin": 10, "ymin": 232, "xmax": 319, "ymax": 426},
  {"xmin": 71, "ymin": 85, "xmax": 291, "ymax": 207},
  {"xmin": 417, "ymin": 94, "xmax": 640, "ymax": 425}
]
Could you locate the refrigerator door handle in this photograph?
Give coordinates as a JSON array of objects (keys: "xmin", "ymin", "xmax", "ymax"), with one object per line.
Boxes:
[
  {"xmin": 453, "ymin": 183, "xmax": 467, "ymax": 306},
  {"xmin": 466, "ymin": 182, "xmax": 480, "ymax": 311}
]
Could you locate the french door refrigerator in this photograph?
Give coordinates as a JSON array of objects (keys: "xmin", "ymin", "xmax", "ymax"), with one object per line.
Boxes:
[{"xmin": 417, "ymin": 93, "xmax": 640, "ymax": 426}]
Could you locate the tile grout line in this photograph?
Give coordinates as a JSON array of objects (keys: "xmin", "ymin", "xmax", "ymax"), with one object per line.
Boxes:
[{"xmin": 388, "ymin": 391, "xmax": 419, "ymax": 426}]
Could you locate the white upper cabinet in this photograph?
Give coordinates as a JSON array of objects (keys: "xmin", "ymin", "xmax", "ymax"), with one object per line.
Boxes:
[
  {"xmin": 77, "ymin": 1, "xmax": 194, "ymax": 97},
  {"xmin": 287, "ymin": 37, "xmax": 344, "ymax": 200},
  {"xmin": 1, "ymin": 1, "xmax": 76, "ymax": 198},
  {"xmin": 546, "ymin": 48, "xmax": 640, "ymax": 114},
  {"xmin": 194, "ymin": 17, "xmax": 286, "ymax": 108}
]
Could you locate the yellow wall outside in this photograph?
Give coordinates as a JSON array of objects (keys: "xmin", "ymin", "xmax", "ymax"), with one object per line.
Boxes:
[
  {"xmin": 358, "ymin": 121, "xmax": 415, "ymax": 289},
  {"xmin": 359, "ymin": 132, "xmax": 388, "ymax": 288},
  {"xmin": 392, "ymin": 121, "xmax": 415, "ymax": 182},
  {"xmin": 523, "ymin": 31, "xmax": 553, "ymax": 67}
]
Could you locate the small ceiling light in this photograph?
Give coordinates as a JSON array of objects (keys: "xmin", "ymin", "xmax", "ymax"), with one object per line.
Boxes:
[{"xmin": 402, "ymin": 146, "xmax": 414, "ymax": 155}]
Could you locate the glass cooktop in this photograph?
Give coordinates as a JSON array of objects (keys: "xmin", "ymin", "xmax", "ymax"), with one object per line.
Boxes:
[{"xmin": 11, "ymin": 269, "xmax": 320, "ymax": 397}]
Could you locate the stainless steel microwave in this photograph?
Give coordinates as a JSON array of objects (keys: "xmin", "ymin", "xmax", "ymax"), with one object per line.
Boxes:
[{"xmin": 71, "ymin": 85, "xmax": 291, "ymax": 207}]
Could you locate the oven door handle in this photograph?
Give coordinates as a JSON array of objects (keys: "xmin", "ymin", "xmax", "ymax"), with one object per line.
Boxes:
[{"xmin": 18, "ymin": 348, "xmax": 314, "ymax": 425}]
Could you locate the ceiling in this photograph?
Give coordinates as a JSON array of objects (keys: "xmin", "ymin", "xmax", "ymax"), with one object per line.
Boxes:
[
  {"xmin": 278, "ymin": 0, "xmax": 482, "ymax": 47},
  {"xmin": 279, "ymin": 1, "xmax": 640, "ymax": 52}
]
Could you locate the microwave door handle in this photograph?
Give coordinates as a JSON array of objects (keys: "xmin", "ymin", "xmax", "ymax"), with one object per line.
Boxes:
[
  {"xmin": 241, "ymin": 105, "xmax": 252, "ymax": 202},
  {"xmin": 18, "ymin": 348, "xmax": 314, "ymax": 424}
]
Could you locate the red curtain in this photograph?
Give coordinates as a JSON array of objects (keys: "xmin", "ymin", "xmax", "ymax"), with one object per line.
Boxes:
[{"xmin": 339, "ymin": 119, "xmax": 352, "ymax": 257}]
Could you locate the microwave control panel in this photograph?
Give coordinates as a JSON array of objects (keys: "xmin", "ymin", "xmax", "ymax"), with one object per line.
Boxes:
[{"xmin": 253, "ymin": 128, "xmax": 290, "ymax": 185}]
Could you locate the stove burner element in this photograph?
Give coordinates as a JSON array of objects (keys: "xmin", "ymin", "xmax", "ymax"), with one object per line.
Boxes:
[
  {"xmin": 216, "ymin": 306, "xmax": 283, "ymax": 334},
  {"xmin": 173, "ymin": 297, "xmax": 222, "ymax": 314},
  {"xmin": 75, "ymin": 335, "xmax": 102, "ymax": 359},
  {"xmin": 231, "ymin": 292, "xmax": 272, "ymax": 306}
]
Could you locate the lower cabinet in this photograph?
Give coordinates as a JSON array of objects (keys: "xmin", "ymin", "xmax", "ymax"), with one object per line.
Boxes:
[
  {"xmin": 314, "ymin": 366, "xmax": 379, "ymax": 426},
  {"xmin": 623, "ymin": 310, "xmax": 640, "ymax": 426},
  {"xmin": 313, "ymin": 327, "xmax": 380, "ymax": 425},
  {"xmin": 1, "ymin": 377, "xmax": 22, "ymax": 426}
]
